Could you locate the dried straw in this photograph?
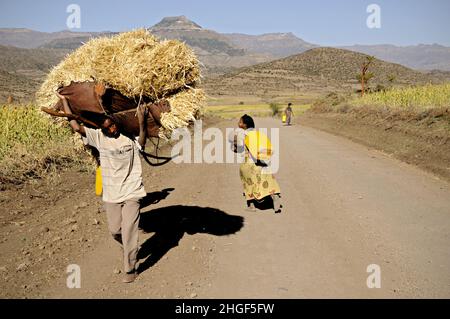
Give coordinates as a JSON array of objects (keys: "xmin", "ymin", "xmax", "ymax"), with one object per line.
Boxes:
[
  {"xmin": 36, "ymin": 29, "xmax": 204, "ymax": 136},
  {"xmin": 160, "ymin": 88, "xmax": 206, "ymax": 139}
]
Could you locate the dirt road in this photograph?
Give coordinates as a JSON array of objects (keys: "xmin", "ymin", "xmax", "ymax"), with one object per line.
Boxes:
[{"xmin": 2, "ymin": 118, "xmax": 449, "ymax": 298}]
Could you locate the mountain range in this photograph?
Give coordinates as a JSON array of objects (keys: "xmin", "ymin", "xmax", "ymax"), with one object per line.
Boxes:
[
  {"xmin": 1, "ymin": 16, "xmax": 450, "ymax": 73},
  {"xmin": 0, "ymin": 28, "xmax": 106, "ymax": 49},
  {"xmin": 1, "ymin": 16, "xmax": 449, "ymax": 102}
]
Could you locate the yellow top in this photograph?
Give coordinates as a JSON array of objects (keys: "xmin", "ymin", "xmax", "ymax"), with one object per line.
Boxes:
[{"xmin": 244, "ymin": 130, "xmax": 273, "ymax": 162}]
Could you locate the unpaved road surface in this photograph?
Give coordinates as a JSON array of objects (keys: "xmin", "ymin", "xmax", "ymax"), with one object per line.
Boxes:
[{"xmin": 1, "ymin": 118, "xmax": 449, "ymax": 298}]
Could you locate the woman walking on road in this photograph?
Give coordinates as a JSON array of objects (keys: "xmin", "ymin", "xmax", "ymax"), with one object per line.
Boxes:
[{"xmin": 230, "ymin": 115, "xmax": 282, "ymax": 214}]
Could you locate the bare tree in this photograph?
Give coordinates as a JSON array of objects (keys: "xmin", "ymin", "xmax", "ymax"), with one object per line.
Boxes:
[{"xmin": 357, "ymin": 56, "xmax": 375, "ymax": 97}]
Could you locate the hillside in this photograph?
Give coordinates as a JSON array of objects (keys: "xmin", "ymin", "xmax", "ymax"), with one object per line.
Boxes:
[
  {"xmin": 149, "ymin": 16, "xmax": 270, "ymax": 75},
  {"xmin": 0, "ymin": 69, "xmax": 40, "ymax": 102},
  {"xmin": 224, "ymin": 32, "xmax": 316, "ymax": 58},
  {"xmin": 0, "ymin": 28, "xmax": 104, "ymax": 49},
  {"xmin": 0, "ymin": 45, "xmax": 69, "ymax": 75},
  {"xmin": 204, "ymin": 47, "xmax": 444, "ymax": 99},
  {"xmin": 40, "ymin": 32, "xmax": 115, "ymax": 50},
  {"xmin": 342, "ymin": 44, "xmax": 450, "ymax": 71},
  {"xmin": 34, "ymin": 17, "xmax": 267, "ymax": 76},
  {"xmin": 150, "ymin": 16, "xmax": 236, "ymax": 55},
  {"xmin": 0, "ymin": 45, "xmax": 70, "ymax": 102},
  {"xmin": 258, "ymin": 47, "xmax": 436, "ymax": 84}
]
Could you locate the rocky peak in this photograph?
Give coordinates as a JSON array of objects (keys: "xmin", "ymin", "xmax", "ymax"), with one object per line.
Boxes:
[{"xmin": 150, "ymin": 16, "xmax": 202, "ymax": 31}]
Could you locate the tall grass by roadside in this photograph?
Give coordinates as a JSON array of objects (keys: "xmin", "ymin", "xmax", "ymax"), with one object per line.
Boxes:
[
  {"xmin": 351, "ymin": 83, "xmax": 450, "ymax": 110},
  {"xmin": 0, "ymin": 105, "xmax": 92, "ymax": 185}
]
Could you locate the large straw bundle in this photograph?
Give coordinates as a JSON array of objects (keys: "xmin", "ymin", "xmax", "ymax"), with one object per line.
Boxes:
[
  {"xmin": 36, "ymin": 29, "xmax": 204, "ymax": 138},
  {"xmin": 161, "ymin": 88, "xmax": 206, "ymax": 137}
]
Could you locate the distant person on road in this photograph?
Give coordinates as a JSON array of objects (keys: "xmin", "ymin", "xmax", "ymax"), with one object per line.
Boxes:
[
  {"xmin": 230, "ymin": 114, "xmax": 282, "ymax": 214},
  {"xmin": 285, "ymin": 103, "xmax": 294, "ymax": 126},
  {"xmin": 57, "ymin": 91, "xmax": 148, "ymax": 284}
]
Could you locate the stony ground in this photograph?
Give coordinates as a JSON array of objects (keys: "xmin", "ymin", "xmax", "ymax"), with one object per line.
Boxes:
[{"xmin": 1, "ymin": 117, "xmax": 449, "ymax": 298}]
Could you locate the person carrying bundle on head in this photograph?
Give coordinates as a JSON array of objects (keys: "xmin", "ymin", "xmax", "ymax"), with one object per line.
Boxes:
[{"xmin": 56, "ymin": 91, "xmax": 148, "ymax": 283}]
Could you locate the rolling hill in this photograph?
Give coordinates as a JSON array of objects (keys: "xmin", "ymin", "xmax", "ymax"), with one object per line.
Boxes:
[
  {"xmin": 224, "ymin": 32, "xmax": 316, "ymax": 57},
  {"xmin": 0, "ymin": 45, "xmax": 69, "ymax": 76},
  {"xmin": 0, "ymin": 45, "xmax": 70, "ymax": 102},
  {"xmin": 204, "ymin": 47, "xmax": 446, "ymax": 99},
  {"xmin": 0, "ymin": 68, "xmax": 40, "ymax": 102}
]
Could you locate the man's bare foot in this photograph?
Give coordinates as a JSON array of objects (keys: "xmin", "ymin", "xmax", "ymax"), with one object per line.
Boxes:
[{"xmin": 122, "ymin": 271, "xmax": 137, "ymax": 283}]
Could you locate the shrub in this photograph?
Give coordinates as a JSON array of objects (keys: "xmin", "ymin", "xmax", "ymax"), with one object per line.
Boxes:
[{"xmin": 269, "ymin": 103, "xmax": 280, "ymax": 116}]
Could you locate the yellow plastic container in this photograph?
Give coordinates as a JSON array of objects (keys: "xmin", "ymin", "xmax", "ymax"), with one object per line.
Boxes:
[
  {"xmin": 95, "ymin": 166, "xmax": 102, "ymax": 196},
  {"xmin": 282, "ymin": 114, "xmax": 287, "ymax": 123}
]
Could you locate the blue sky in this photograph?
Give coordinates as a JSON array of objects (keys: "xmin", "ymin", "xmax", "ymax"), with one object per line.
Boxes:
[{"xmin": 0, "ymin": 0, "xmax": 449, "ymax": 46}]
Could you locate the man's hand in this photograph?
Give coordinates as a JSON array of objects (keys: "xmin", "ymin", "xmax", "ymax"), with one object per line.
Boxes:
[
  {"xmin": 56, "ymin": 91, "xmax": 67, "ymax": 101},
  {"xmin": 137, "ymin": 104, "xmax": 148, "ymax": 124},
  {"xmin": 56, "ymin": 91, "xmax": 71, "ymax": 114},
  {"xmin": 56, "ymin": 91, "xmax": 85, "ymax": 136},
  {"xmin": 137, "ymin": 104, "xmax": 148, "ymax": 150}
]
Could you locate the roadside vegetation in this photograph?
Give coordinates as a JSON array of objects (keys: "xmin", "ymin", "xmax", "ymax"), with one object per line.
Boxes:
[
  {"xmin": 351, "ymin": 83, "xmax": 450, "ymax": 110},
  {"xmin": 306, "ymin": 82, "xmax": 450, "ymax": 182},
  {"xmin": 0, "ymin": 104, "xmax": 92, "ymax": 186},
  {"xmin": 311, "ymin": 83, "xmax": 450, "ymax": 114}
]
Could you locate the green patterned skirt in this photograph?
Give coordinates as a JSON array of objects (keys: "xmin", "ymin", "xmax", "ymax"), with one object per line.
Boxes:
[{"xmin": 239, "ymin": 161, "xmax": 281, "ymax": 201}]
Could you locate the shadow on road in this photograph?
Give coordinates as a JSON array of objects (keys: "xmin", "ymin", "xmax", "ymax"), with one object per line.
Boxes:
[
  {"xmin": 252, "ymin": 196, "xmax": 275, "ymax": 211},
  {"xmin": 140, "ymin": 188, "xmax": 175, "ymax": 209},
  {"xmin": 137, "ymin": 205, "xmax": 244, "ymax": 274}
]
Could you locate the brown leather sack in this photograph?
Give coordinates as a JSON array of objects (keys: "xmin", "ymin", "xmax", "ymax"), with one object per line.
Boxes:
[{"xmin": 54, "ymin": 81, "xmax": 170, "ymax": 137}]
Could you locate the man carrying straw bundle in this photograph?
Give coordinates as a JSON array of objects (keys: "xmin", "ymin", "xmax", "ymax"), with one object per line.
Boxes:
[
  {"xmin": 38, "ymin": 30, "xmax": 206, "ymax": 282},
  {"xmin": 57, "ymin": 91, "xmax": 147, "ymax": 283}
]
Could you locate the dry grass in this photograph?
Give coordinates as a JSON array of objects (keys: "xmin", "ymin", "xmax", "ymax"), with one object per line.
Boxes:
[
  {"xmin": 0, "ymin": 105, "xmax": 92, "ymax": 185},
  {"xmin": 351, "ymin": 83, "xmax": 450, "ymax": 110},
  {"xmin": 36, "ymin": 29, "xmax": 205, "ymax": 138},
  {"xmin": 160, "ymin": 88, "xmax": 206, "ymax": 138}
]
